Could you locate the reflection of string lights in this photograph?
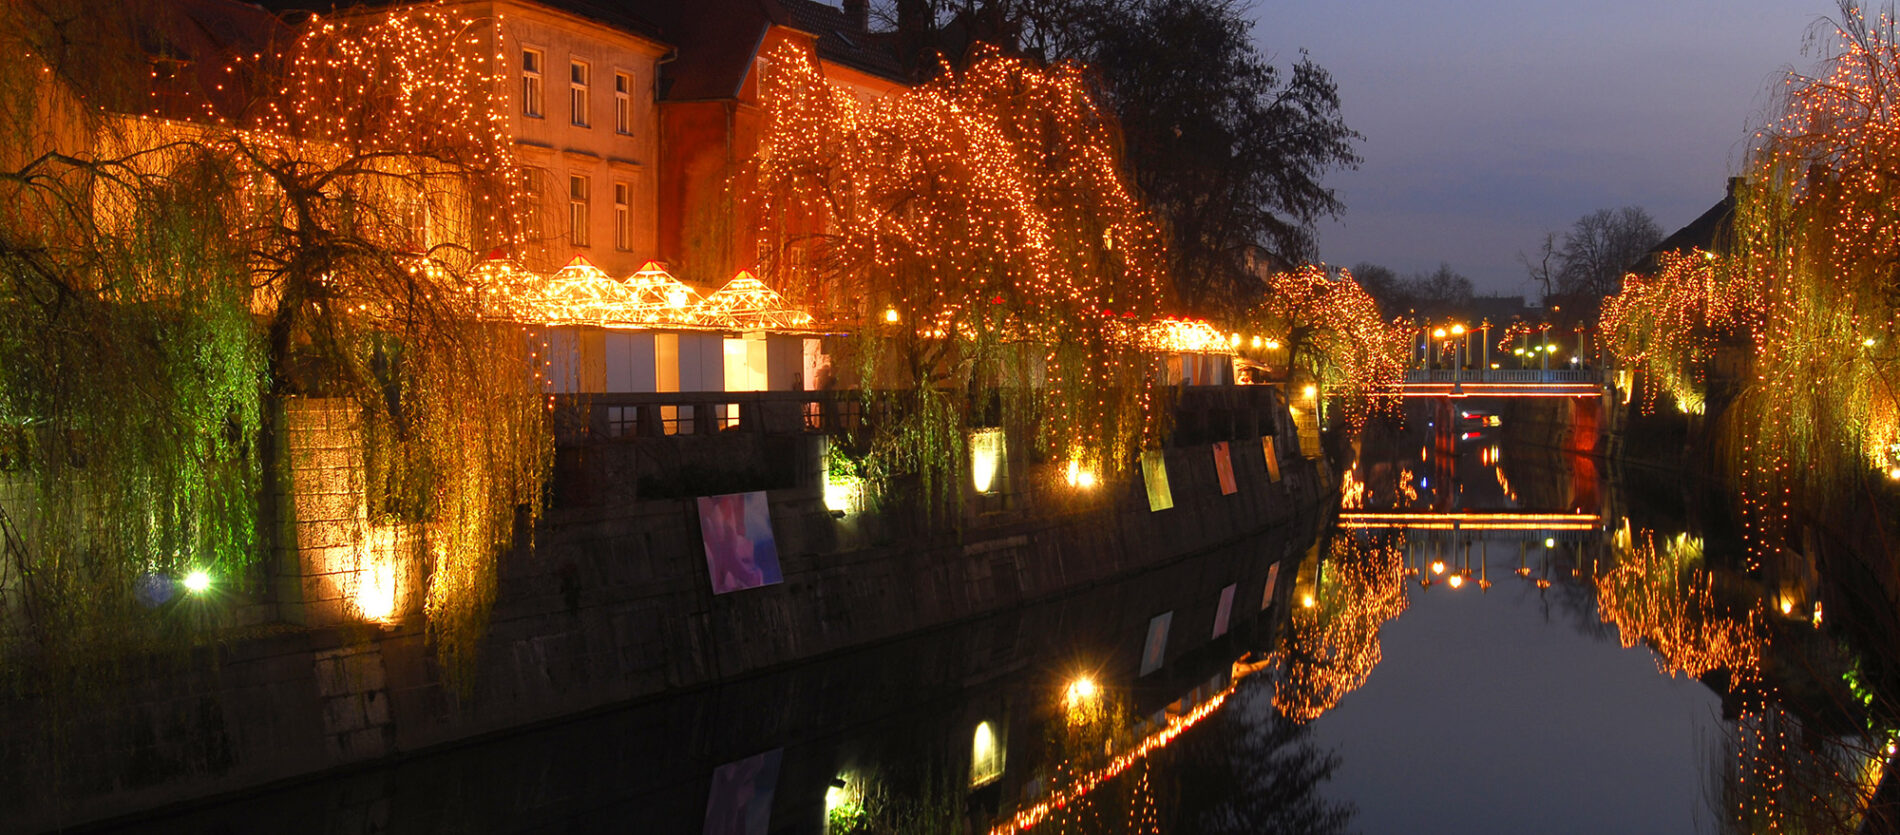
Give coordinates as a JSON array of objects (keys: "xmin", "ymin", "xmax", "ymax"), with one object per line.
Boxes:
[
  {"xmin": 1595, "ymin": 526, "xmax": 1764, "ymax": 681},
  {"xmin": 1274, "ymin": 535, "xmax": 1408, "ymax": 722},
  {"xmin": 990, "ymin": 659, "xmax": 1269, "ymax": 834}
]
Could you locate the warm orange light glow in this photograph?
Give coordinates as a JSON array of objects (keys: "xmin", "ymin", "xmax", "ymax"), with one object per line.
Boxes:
[
  {"xmin": 1447, "ymin": 574, "xmax": 1465, "ymax": 589},
  {"xmin": 991, "ymin": 658, "xmax": 1265, "ymax": 834},
  {"xmin": 1065, "ymin": 460, "xmax": 1097, "ymax": 489},
  {"xmin": 1430, "ymin": 560, "xmax": 1446, "ymax": 575},
  {"xmin": 1064, "ymin": 676, "xmax": 1099, "ymax": 710}
]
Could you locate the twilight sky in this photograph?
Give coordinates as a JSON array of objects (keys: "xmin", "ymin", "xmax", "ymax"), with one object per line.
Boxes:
[{"xmin": 1248, "ymin": 0, "xmax": 1836, "ymax": 296}]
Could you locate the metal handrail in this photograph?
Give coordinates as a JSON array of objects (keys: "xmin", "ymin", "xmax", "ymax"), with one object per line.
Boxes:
[{"xmin": 1402, "ymin": 369, "xmax": 1601, "ymax": 384}]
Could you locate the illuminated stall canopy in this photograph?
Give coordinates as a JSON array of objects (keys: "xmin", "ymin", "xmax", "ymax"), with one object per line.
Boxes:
[
  {"xmin": 622, "ymin": 261, "xmax": 706, "ymax": 324},
  {"xmin": 1144, "ymin": 318, "xmax": 1233, "ymax": 355},
  {"xmin": 469, "ymin": 255, "xmax": 1243, "ymax": 360},
  {"xmin": 697, "ymin": 271, "xmax": 815, "ymax": 330},
  {"xmin": 534, "ymin": 255, "xmax": 645, "ymax": 326}
]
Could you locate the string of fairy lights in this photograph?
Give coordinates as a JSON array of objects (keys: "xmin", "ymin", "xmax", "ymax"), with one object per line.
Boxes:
[
  {"xmin": 1601, "ymin": 8, "xmax": 1900, "ymax": 590},
  {"xmin": 1599, "ymin": 249, "xmax": 1761, "ymax": 415},
  {"xmin": 754, "ymin": 40, "xmax": 1179, "ymax": 479},
  {"xmin": 1241, "ymin": 265, "xmax": 1409, "ymax": 431},
  {"xmin": 1273, "ymin": 534, "xmax": 1409, "ymax": 721}
]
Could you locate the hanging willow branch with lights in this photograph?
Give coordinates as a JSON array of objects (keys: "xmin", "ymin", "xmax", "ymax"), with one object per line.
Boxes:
[
  {"xmin": 0, "ymin": 0, "xmax": 550, "ymax": 694},
  {"xmin": 1721, "ymin": 2, "xmax": 1900, "ymax": 571},
  {"xmin": 754, "ymin": 42, "xmax": 1173, "ymax": 510},
  {"xmin": 1599, "ymin": 249, "xmax": 1762, "ymax": 415},
  {"xmin": 1240, "ymin": 265, "xmax": 1408, "ymax": 430}
]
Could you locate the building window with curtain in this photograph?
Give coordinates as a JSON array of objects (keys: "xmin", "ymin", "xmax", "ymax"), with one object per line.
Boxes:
[
  {"xmin": 614, "ymin": 181, "xmax": 631, "ymax": 251},
  {"xmin": 569, "ymin": 174, "xmax": 590, "ymax": 247},
  {"xmin": 614, "ymin": 71, "xmax": 632, "ymax": 135},
  {"xmin": 521, "ymin": 48, "xmax": 544, "ymax": 117},
  {"xmin": 569, "ymin": 60, "xmax": 589, "ymax": 127}
]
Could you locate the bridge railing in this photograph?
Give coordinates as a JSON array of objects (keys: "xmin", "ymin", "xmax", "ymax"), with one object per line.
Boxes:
[{"xmin": 1402, "ymin": 369, "xmax": 1602, "ymax": 384}]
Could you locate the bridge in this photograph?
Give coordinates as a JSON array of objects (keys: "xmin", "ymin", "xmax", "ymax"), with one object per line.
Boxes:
[{"xmin": 1398, "ymin": 369, "xmax": 1608, "ymax": 398}]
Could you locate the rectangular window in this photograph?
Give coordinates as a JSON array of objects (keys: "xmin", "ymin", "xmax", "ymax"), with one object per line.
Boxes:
[
  {"xmin": 569, "ymin": 174, "xmax": 590, "ymax": 247},
  {"xmin": 521, "ymin": 48, "xmax": 543, "ymax": 118},
  {"xmin": 614, "ymin": 71, "xmax": 633, "ymax": 135},
  {"xmin": 606, "ymin": 405, "xmax": 637, "ymax": 438},
  {"xmin": 569, "ymin": 60, "xmax": 589, "ymax": 127},
  {"xmin": 614, "ymin": 181, "xmax": 631, "ymax": 250}
]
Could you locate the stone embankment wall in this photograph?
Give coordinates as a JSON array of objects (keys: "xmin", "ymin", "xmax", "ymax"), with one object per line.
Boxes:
[{"xmin": 2, "ymin": 387, "xmax": 1331, "ymax": 832}]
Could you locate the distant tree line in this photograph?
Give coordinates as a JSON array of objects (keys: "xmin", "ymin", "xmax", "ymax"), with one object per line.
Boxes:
[{"xmin": 1348, "ymin": 262, "xmax": 1474, "ymax": 320}]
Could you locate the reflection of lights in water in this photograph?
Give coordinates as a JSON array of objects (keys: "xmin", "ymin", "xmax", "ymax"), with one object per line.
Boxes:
[
  {"xmin": 1595, "ymin": 527, "xmax": 1766, "ymax": 680},
  {"xmin": 1340, "ymin": 466, "xmax": 1366, "ymax": 508},
  {"xmin": 1447, "ymin": 574, "xmax": 1464, "ymax": 589},
  {"xmin": 1430, "ymin": 560, "xmax": 1446, "ymax": 575},
  {"xmin": 991, "ymin": 658, "xmax": 1268, "ymax": 834},
  {"xmin": 1275, "ymin": 536, "xmax": 1409, "ymax": 722}
]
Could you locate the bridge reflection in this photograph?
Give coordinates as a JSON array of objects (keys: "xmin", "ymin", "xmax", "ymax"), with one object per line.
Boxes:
[{"xmin": 1337, "ymin": 511, "xmax": 1601, "ymax": 532}]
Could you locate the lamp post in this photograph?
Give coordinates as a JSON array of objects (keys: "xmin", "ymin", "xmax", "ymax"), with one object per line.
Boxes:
[{"xmin": 1481, "ymin": 319, "xmax": 1491, "ymax": 376}]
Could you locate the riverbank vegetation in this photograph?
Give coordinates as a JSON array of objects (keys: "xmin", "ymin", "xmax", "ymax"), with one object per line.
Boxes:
[{"xmin": 0, "ymin": 1, "xmax": 549, "ymax": 693}]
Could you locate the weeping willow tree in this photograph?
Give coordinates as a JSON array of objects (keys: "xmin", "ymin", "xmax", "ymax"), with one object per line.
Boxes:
[
  {"xmin": 1238, "ymin": 265, "xmax": 1408, "ymax": 430},
  {"xmin": 1722, "ymin": 2, "xmax": 1900, "ymax": 571},
  {"xmin": 755, "ymin": 43, "xmax": 1173, "ymax": 512},
  {"xmin": 0, "ymin": 0, "xmax": 549, "ymax": 693},
  {"xmin": 1599, "ymin": 249, "xmax": 1763, "ymax": 415}
]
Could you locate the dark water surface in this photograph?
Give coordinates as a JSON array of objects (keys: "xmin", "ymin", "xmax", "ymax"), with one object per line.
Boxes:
[{"xmin": 104, "ymin": 400, "xmax": 1888, "ymax": 834}]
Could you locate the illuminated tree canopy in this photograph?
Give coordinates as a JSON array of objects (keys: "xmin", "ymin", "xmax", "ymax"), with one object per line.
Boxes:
[
  {"xmin": 1599, "ymin": 249, "xmax": 1761, "ymax": 414},
  {"xmin": 756, "ymin": 41, "xmax": 1173, "ymax": 499},
  {"xmin": 1241, "ymin": 266, "xmax": 1407, "ymax": 429}
]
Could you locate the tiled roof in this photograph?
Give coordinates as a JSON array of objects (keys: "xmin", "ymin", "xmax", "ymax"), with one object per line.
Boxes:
[
  {"xmin": 776, "ymin": 0, "xmax": 904, "ymax": 81},
  {"xmin": 627, "ymin": 0, "xmax": 903, "ymax": 102}
]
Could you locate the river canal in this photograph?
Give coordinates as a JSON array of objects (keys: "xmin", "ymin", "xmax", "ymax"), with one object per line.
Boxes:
[{"xmin": 107, "ymin": 401, "xmax": 1888, "ymax": 834}]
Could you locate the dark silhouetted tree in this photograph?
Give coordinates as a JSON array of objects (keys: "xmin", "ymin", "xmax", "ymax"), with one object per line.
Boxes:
[{"xmin": 1556, "ymin": 206, "xmax": 1661, "ymax": 298}]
